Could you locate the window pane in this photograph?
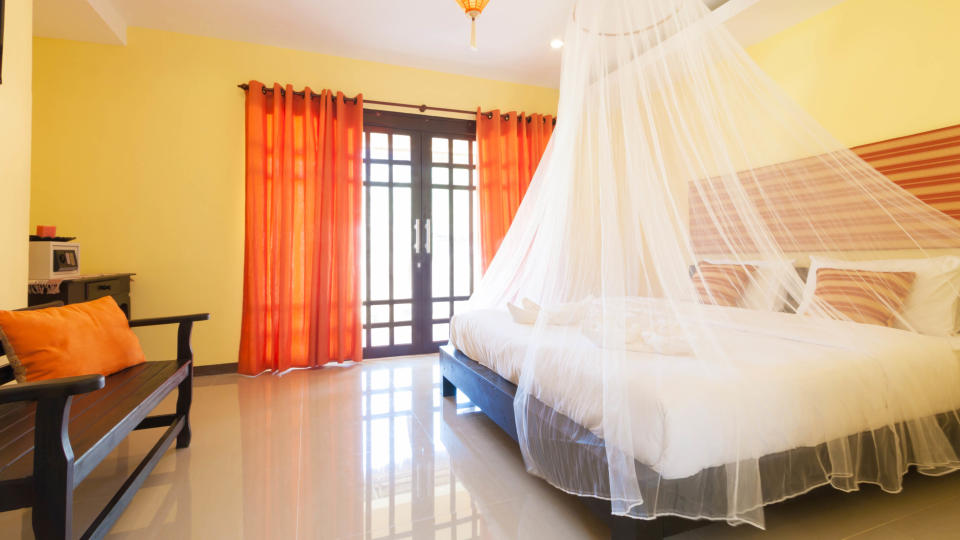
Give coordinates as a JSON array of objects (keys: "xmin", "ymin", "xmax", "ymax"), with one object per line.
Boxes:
[
  {"xmin": 392, "ymin": 134, "xmax": 411, "ymax": 161},
  {"xmin": 360, "ymin": 187, "xmax": 367, "ymax": 302},
  {"xmin": 432, "ymin": 137, "xmax": 449, "ymax": 163},
  {"xmin": 370, "ymin": 132, "xmax": 389, "ymax": 160},
  {"xmin": 433, "ymin": 323, "xmax": 449, "ymax": 342},
  {"xmin": 433, "ymin": 301, "xmax": 450, "ymax": 320},
  {"xmin": 370, "ymin": 163, "xmax": 389, "ymax": 183},
  {"xmin": 473, "ymin": 192, "xmax": 482, "ymax": 285},
  {"xmin": 472, "ymin": 140, "xmax": 478, "ymax": 165},
  {"xmin": 393, "ymin": 164, "xmax": 411, "ymax": 184},
  {"xmin": 432, "ymin": 167, "xmax": 449, "ymax": 185},
  {"xmin": 452, "ymin": 168, "xmax": 469, "ymax": 186},
  {"xmin": 371, "ymin": 305, "xmax": 390, "ymax": 324},
  {"xmin": 371, "ymin": 327, "xmax": 389, "ymax": 347},
  {"xmin": 394, "ymin": 302, "xmax": 412, "ymax": 322},
  {"xmin": 453, "ymin": 190, "xmax": 472, "ymax": 297},
  {"xmin": 452, "ymin": 139, "xmax": 470, "ymax": 164},
  {"xmin": 432, "ymin": 189, "xmax": 450, "ymax": 298},
  {"xmin": 369, "ymin": 187, "xmax": 390, "ymax": 300},
  {"xmin": 393, "ymin": 186, "xmax": 412, "ymax": 299},
  {"xmin": 454, "ymin": 300, "xmax": 469, "ymax": 315},
  {"xmin": 394, "ymin": 325, "xmax": 412, "ymax": 345}
]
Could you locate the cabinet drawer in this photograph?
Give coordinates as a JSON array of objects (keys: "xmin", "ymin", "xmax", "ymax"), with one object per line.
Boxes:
[{"xmin": 85, "ymin": 278, "xmax": 129, "ymax": 301}]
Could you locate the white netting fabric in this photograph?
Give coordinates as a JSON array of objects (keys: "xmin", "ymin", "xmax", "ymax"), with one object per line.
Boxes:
[{"xmin": 458, "ymin": 0, "xmax": 960, "ymax": 528}]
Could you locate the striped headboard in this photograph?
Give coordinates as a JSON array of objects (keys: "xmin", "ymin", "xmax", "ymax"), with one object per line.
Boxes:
[
  {"xmin": 689, "ymin": 124, "xmax": 960, "ymax": 254},
  {"xmin": 853, "ymin": 124, "xmax": 960, "ymax": 220}
]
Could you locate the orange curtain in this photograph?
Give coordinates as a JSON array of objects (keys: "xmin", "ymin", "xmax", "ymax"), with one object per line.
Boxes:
[
  {"xmin": 476, "ymin": 109, "xmax": 554, "ymax": 271},
  {"xmin": 240, "ymin": 81, "xmax": 364, "ymax": 375}
]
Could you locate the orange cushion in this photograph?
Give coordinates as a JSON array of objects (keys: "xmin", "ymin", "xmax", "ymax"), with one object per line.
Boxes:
[
  {"xmin": 0, "ymin": 297, "xmax": 145, "ymax": 382},
  {"xmin": 808, "ymin": 268, "xmax": 916, "ymax": 327},
  {"xmin": 691, "ymin": 262, "xmax": 756, "ymax": 307}
]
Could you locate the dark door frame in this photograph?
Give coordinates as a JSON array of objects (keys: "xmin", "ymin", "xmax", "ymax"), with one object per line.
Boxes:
[{"xmin": 362, "ymin": 109, "xmax": 477, "ymax": 359}]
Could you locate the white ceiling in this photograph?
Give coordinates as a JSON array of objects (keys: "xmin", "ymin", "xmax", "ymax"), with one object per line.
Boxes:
[{"xmin": 34, "ymin": 0, "xmax": 846, "ymax": 88}]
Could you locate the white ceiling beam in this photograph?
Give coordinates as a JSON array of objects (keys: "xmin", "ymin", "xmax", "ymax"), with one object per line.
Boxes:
[
  {"xmin": 34, "ymin": 0, "xmax": 127, "ymax": 45},
  {"xmin": 88, "ymin": 0, "xmax": 127, "ymax": 44},
  {"xmin": 722, "ymin": 0, "xmax": 847, "ymax": 47}
]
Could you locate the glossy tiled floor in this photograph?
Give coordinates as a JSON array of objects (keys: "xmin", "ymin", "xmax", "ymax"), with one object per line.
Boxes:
[{"xmin": 4, "ymin": 354, "xmax": 960, "ymax": 539}]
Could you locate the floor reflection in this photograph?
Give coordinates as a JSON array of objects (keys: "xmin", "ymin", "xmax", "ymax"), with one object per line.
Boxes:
[
  {"xmin": 0, "ymin": 355, "xmax": 606, "ymax": 539},
  {"xmin": 89, "ymin": 449, "xmax": 193, "ymax": 539},
  {"xmin": 356, "ymin": 362, "xmax": 484, "ymax": 540},
  {"xmin": 232, "ymin": 356, "xmax": 603, "ymax": 539},
  {"xmin": 3, "ymin": 355, "xmax": 959, "ymax": 538}
]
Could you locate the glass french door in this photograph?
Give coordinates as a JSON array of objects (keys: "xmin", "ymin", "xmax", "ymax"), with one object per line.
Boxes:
[{"xmin": 361, "ymin": 111, "xmax": 481, "ymax": 358}]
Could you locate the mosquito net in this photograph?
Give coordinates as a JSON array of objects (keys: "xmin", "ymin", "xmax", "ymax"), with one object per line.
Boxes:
[{"xmin": 458, "ymin": 0, "xmax": 960, "ymax": 528}]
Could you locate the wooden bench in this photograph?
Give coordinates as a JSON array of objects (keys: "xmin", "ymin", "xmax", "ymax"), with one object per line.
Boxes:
[{"xmin": 0, "ymin": 303, "xmax": 209, "ymax": 539}]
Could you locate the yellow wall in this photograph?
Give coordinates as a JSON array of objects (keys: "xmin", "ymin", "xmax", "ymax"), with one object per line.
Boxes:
[
  {"xmin": 31, "ymin": 27, "xmax": 559, "ymax": 365},
  {"xmin": 747, "ymin": 0, "xmax": 960, "ymax": 147},
  {"xmin": 32, "ymin": 0, "xmax": 956, "ymax": 364},
  {"xmin": 0, "ymin": 0, "xmax": 32, "ymax": 308}
]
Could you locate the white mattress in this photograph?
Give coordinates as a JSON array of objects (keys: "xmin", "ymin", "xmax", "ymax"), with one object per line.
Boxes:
[{"xmin": 450, "ymin": 302, "xmax": 960, "ymax": 479}]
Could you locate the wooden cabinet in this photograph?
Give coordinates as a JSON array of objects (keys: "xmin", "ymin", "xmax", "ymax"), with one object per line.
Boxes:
[{"xmin": 28, "ymin": 273, "xmax": 134, "ymax": 318}]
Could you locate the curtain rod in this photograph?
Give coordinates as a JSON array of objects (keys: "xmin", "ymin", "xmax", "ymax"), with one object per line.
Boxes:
[{"xmin": 236, "ymin": 84, "xmax": 555, "ymax": 124}]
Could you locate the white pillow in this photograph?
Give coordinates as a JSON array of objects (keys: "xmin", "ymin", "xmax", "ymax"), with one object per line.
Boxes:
[
  {"xmin": 798, "ymin": 255, "xmax": 960, "ymax": 336},
  {"xmin": 702, "ymin": 259, "xmax": 796, "ymax": 312}
]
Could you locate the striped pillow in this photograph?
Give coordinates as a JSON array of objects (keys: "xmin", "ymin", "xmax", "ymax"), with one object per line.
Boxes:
[
  {"xmin": 808, "ymin": 268, "xmax": 916, "ymax": 327},
  {"xmin": 691, "ymin": 263, "xmax": 756, "ymax": 307}
]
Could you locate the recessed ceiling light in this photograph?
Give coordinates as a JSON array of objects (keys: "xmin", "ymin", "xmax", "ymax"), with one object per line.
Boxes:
[{"xmin": 550, "ymin": 39, "xmax": 564, "ymax": 49}]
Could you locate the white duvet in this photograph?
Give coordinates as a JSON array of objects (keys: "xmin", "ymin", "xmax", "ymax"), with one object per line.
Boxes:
[{"xmin": 449, "ymin": 301, "xmax": 960, "ymax": 479}]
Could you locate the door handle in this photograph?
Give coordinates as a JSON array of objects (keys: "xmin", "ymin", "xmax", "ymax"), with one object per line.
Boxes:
[
  {"xmin": 413, "ymin": 219, "xmax": 421, "ymax": 254},
  {"xmin": 425, "ymin": 219, "xmax": 431, "ymax": 254}
]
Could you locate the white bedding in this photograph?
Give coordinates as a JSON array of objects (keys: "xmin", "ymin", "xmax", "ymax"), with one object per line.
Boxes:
[{"xmin": 450, "ymin": 301, "xmax": 960, "ymax": 479}]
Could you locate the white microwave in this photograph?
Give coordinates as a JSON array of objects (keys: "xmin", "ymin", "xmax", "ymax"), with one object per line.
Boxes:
[{"xmin": 29, "ymin": 242, "xmax": 81, "ymax": 280}]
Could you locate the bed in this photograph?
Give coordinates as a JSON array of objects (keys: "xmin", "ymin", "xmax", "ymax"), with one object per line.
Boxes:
[{"xmin": 439, "ymin": 299, "xmax": 960, "ymax": 539}]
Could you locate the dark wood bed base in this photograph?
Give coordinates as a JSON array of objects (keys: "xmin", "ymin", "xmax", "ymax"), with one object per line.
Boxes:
[
  {"xmin": 439, "ymin": 344, "xmax": 708, "ymax": 539},
  {"xmin": 441, "ymin": 341, "xmax": 960, "ymax": 539}
]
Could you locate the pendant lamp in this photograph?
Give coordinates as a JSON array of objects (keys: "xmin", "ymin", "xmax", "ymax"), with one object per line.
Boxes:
[{"xmin": 456, "ymin": 0, "xmax": 491, "ymax": 50}]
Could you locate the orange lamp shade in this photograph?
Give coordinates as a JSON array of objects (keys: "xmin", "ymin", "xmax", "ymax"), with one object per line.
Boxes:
[
  {"xmin": 455, "ymin": 0, "xmax": 490, "ymax": 49},
  {"xmin": 456, "ymin": 0, "xmax": 490, "ymax": 17}
]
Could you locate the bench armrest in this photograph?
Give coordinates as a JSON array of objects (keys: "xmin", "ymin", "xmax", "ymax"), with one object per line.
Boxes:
[
  {"xmin": 128, "ymin": 313, "xmax": 210, "ymax": 328},
  {"xmin": 0, "ymin": 374, "xmax": 105, "ymax": 404},
  {"xmin": 128, "ymin": 313, "xmax": 209, "ymax": 364}
]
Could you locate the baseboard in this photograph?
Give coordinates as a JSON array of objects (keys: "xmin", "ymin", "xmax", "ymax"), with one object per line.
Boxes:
[{"xmin": 194, "ymin": 363, "xmax": 238, "ymax": 376}]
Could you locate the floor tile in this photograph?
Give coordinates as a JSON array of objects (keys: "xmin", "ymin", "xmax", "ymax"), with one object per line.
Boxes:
[
  {"xmin": 847, "ymin": 492, "xmax": 960, "ymax": 539},
  {"xmin": 673, "ymin": 469, "xmax": 960, "ymax": 539}
]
